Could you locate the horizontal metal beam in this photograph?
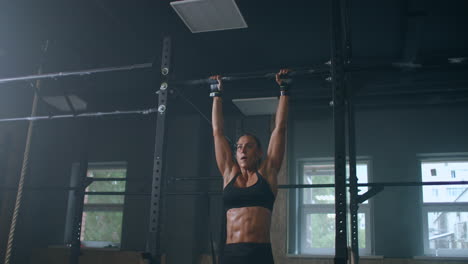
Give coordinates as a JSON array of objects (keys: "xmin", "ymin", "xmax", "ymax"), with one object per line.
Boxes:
[
  {"xmin": 86, "ymin": 177, "xmax": 128, "ymax": 181},
  {"xmin": 84, "ymin": 192, "xmax": 150, "ymax": 195},
  {"xmin": 0, "ymin": 108, "xmax": 157, "ymax": 123},
  {"xmin": 0, "ymin": 63, "xmax": 153, "ymax": 85},
  {"xmin": 83, "ymin": 192, "xmax": 224, "ymax": 196},
  {"xmin": 83, "ymin": 204, "xmax": 124, "ymax": 211},
  {"xmin": 165, "ymin": 192, "xmax": 222, "ymax": 196},
  {"xmin": 1, "ymin": 181, "xmax": 466, "ymax": 193},
  {"xmin": 172, "ymin": 177, "xmax": 220, "ymax": 181},
  {"xmin": 279, "ymin": 181, "xmax": 468, "ymax": 189}
]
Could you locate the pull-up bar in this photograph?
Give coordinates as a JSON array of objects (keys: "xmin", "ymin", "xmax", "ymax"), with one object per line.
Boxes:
[
  {"xmin": 175, "ymin": 67, "xmax": 328, "ymax": 86},
  {"xmin": 173, "ymin": 60, "xmax": 468, "ymax": 87}
]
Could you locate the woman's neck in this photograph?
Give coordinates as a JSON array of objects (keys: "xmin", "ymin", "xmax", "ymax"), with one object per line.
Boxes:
[{"xmin": 240, "ymin": 167, "xmax": 257, "ymax": 177}]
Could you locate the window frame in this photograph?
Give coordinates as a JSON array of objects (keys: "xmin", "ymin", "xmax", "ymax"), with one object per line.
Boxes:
[
  {"xmin": 419, "ymin": 154, "xmax": 468, "ymax": 257},
  {"xmin": 291, "ymin": 157, "xmax": 373, "ymax": 256},
  {"xmin": 66, "ymin": 161, "xmax": 128, "ymax": 248}
]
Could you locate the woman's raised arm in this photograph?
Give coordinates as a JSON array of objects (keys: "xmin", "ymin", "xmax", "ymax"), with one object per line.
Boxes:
[
  {"xmin": 265, "ymin": 69, "xmax": 290, "ymax": 173},
  {"xmin": 211, "ymin": 76, "xmax": 235, "ymax": 180}
]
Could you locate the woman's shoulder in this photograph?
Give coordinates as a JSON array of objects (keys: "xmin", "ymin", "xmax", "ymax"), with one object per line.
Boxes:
[
  {"xmin": 257, "ymin": 166, "xmax": 275, "ymax": 184},
  {"xmin": 258, "ymin": 164, "xmax": 279, "ymax": 194},
  {"xmin": 258, "ymin": 160, "xmax": 280, "ymax": 178}
]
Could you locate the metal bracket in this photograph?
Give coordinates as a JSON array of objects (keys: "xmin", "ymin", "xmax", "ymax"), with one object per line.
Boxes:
[{"xmin": 358, "ymin": 185, "xmax": 384, "ymax": 204}]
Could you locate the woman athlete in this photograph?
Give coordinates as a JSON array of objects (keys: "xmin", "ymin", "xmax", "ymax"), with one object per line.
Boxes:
[{"xmin": 211, "ymin": 69, "xmax": 289, "ymax": 264}]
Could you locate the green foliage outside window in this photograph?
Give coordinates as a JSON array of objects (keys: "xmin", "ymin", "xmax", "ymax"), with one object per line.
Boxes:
[
  {"xmin": 307, "ymin": 214, "xmax": 335, "ymax": 248},
  {"xmin": 306, "ymin": 213, "xmax": 366, "ymax": 249},
  {"xmin": 81, "ymin": 166, "xmax": 126, "ymax": 245},
  {"xmin": 82, "ymin": 211, "xmax": 123, "ymax": 243},
  {"xmin": 88, "ymin": 169, "xmax": 126, "ymax": 178}
]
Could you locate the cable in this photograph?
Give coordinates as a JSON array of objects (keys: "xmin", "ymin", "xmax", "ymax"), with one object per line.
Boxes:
[
  {"xmin": 172, "ymin": 86, "xmax": 233, "ymax": 145},
  {"xmin": 173, "ymin": 87, "xmax": 212, "ymax": 126}
]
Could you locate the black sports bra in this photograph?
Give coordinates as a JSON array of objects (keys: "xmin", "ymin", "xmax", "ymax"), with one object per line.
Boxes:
[{"xmin": 223, "ymin": 171, "xmax": 275, "ymax": 211}]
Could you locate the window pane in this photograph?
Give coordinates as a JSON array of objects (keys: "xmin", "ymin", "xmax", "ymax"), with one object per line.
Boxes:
[
  {"xmin": 302, "ymin": 164, "xmax": 335, "ymax": 204},
  {"xmin": 87, "ymin": 168, "xmax": 126, "ymax": 178},
  {"xmin": 81, "ymin": 211, "xmax": 123, "ymax": 243},
  {"xmin": 302, "ymin": 163, "xmax": 368, "ymax": 204},
  {"xmin": 305, "ymin": 213, "xmax": 335, "ymax": 249},
  {"xmin": 84, "ymin": 194, "xmax": 124, "ymax": 204},
  {"xmin": 422, "ymin": 161, "xmax": 468, "ymax": 203},
  {"xmin": 304, "ymin": 213, "xmax": 367, "ymax": 250},
  {"xmin": 427, "ymin": 211, "xmax": 468, "ymax": 250},
  {"xmin": 356, "ymin": 164, "xmax": 369, "ymax": 197},
  {"xmin": 357, "ymin": 213, "xmax": 366, "ymax": 248}
]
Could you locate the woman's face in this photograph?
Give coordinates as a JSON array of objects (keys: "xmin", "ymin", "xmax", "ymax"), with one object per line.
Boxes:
[{"xmin": 236, "ymin": 135, "xmax": 262, "ymax": 169}]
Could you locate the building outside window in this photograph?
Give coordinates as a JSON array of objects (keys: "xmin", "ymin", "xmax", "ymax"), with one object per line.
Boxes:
[
  {"xmin": 66, "ymin": 162, "xmax": 127, "ymax": 248},
  {"xmin": 291, "ymin": 158, "xmax": 372, "ymax": 255},
  {"xmin": 421, "ymin": 157, "xmax": 468, "ymax": 257}
]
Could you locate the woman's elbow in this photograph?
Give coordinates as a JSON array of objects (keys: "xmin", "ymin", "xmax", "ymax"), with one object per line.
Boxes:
[{"xmin": 213, "ymin": 128, "xmax": 224, "ymax": 137}]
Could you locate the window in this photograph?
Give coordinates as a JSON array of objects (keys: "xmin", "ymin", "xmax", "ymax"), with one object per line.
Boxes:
[
  {"xmin": 291, "ymin": 158, "xmax": 372, "ymax": 255},
  {"xmin": 421, "ymin": 157, "xmax": 468, "ymax": 257},
  {"xmin": 81, "ymin": 162, "xmax": 127, "ymax": 248}
]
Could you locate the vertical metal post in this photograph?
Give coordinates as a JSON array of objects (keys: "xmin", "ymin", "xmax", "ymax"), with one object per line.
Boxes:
[
  {"xmin": 347, "ymin": 99, "xmax": 360, "ymax": 264},
  {"xmin": 342, "ymin": 0, "xmax": 357, "ymax": 262},
  {"xmin": 69, "ymin": 150, "xmax": 89, "ymax": 264},
  {"xmin": 331, "ymin": 0, "xmax": 348, "ymax": 263},
  {"xmin": 341, "ymin": 0, "xmax": 352, "ymax": 65},
  {"xmin": 146, "ymin": 36, "xmax": 171, "ymax": 263}
]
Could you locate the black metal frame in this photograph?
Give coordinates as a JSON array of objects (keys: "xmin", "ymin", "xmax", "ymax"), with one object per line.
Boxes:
[
  {"xmin": 69, "ymin": 146, "xmax": 90, "ymax": 264},
  {"xmin": 347, "ymin": 99, "xmax": 360, "ymax": 264},
  {"xmin": 331, "ymin": 0, "xmax": 348, "ymax": 263},
  {"xmin": 145, "ymin": 36, "xmax": 171, "ymax": 263}
]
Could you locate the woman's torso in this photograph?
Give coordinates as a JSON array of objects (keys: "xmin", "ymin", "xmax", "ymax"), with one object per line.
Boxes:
[{"xmin": 223, "ymin": 170, "xmax": 276, "ymax": 244}]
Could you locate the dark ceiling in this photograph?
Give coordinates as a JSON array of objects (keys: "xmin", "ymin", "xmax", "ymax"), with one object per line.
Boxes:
[{"xmin": 0, "ymin": 0, "xmax": 467, "ymax": 117}]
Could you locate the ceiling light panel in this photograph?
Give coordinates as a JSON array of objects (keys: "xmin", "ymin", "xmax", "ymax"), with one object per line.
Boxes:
[{"xmin": 171, "ymin": 0, "xmax": 248, "ymax": 33}]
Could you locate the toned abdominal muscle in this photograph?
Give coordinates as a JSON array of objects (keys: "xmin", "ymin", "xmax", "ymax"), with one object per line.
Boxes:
[{"xmin": 226, "ymin": 206, "xmax": 272, "ymax": 244}]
